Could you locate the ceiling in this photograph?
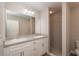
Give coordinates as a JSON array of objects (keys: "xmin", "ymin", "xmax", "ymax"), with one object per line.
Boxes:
[
  {"xmin": 7, "ymin": 2, "xmax": 62, "ymax": 11},
  {"xmin": 69, "ymin": 2, "xmax": 79, "ymax": 8},
  {"xmin": 6, "ymin": 2, "xmax": 62, "ymax": 17},
  {"xmin": 23, "ymin": 2, "xmax": 61, "ymax": 11}
]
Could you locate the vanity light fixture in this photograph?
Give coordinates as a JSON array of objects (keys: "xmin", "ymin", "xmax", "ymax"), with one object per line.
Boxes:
[{"xmin": 24, "ymin": 9, "xmax": 35, "ymax": 15}]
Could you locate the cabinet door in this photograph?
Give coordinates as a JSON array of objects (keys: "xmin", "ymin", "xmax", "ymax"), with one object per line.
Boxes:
[
  {"xmin": 42, "ymin": 38, "xmax": 48, "ymax": 54},
  {"xmin": 24, "ymin": 40, "xmax": 43, "ymax": 56},
  {"xmin": 4, "ymin": 49, "xmax": 21, "ymax": 56},
  {"xmin": 9, "ymin": 51, "xmax": 21, "ymax": 56},
  {"xmin": 32, "ymin": 38, "xmax": 48, "ymax": 56},
  {"xmin": 4, "ymin": 51, "xmax": 10, "ymax": 56},
  {"xmin": 32, "ymin": 39, "xmax": 44, "ymax": 56},
  {"xmin": 4, "ymin": 48, "xmax": 24, "ymax": 56},
  {"xmin": 24, "ymin": 46, "xmax": 33, "ymax": 56}
]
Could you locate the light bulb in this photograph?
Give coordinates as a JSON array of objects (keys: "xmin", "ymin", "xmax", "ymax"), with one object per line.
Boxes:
[
  {"xmin": 28, "ymin": 11, "xmax": 31, "ymax": 13},
  {"xmin": 25, "ymin": 9, "xmax": 28, "ymax": 12},
  {"xmin": 49, "ymin": 11, "xmax": 53, "ymax": 14},
  {"xmin": 32, "ymin": 12, "xmax": 34, "ymax": 14},
  {"xmin": 49, "ymin": 10, "xmax": 54, "ymax": 14}
]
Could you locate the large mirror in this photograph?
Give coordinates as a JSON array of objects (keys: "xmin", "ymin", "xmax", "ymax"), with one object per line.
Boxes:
[{"xmin": 6, "ymin": 10, "xmax": 35, "ymax": 40}]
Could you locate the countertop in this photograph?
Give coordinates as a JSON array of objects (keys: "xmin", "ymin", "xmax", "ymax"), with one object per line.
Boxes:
[{"xmin": 4, "ymin": 34, "xmax": 47, "ymax": 47}]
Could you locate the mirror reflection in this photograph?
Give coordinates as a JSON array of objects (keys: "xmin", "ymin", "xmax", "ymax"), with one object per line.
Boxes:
[{"xmin": 6, "ymin": 11, "xmax": 35, "ymax": 40}]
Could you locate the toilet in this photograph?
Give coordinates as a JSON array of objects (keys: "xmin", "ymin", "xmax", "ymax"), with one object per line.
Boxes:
[{"xmin": 75, "ymin": 40, "xmax": 79, "ymax": 56}]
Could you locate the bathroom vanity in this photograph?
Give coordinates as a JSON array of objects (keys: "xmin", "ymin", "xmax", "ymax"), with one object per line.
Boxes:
[
  {"xmin": 3, "ymin": 5, "xmax": 49, "ymax": 56},
  {"xmin": 3, "ymin": 11, "xmax": 49, "ymax": 56},
  {"xmin": 4, "ymin": 35, "xmax": 48, "ymax": 56}
]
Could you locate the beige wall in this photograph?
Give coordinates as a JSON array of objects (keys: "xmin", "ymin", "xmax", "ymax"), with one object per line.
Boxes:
[
  {"xmin": 50, "ymin": 11, "xmax": 62, "ymax": 52},
  {"xmin": 66, "ymin": 3, "xmax": 70, "ymax": 56},
  {"xmin": 70, "ymin": 7, "xmax": 79, "ymax": 50}
]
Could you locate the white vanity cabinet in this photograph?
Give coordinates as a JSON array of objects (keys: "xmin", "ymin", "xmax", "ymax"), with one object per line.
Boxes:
[
  {"xmin": 24, "ymin": 37, "xmax": 48, "ymax": 56},
  {"xmin": 31, "ymin": 38, "xmax": 48, "ymax": 56},
  {"xmin": 4, "ymin": 37, "xmax": 48, "ymax": 56},
  {"xmin": 4, "ymin": 41, "xmax": 33, "ymax": 56}
]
